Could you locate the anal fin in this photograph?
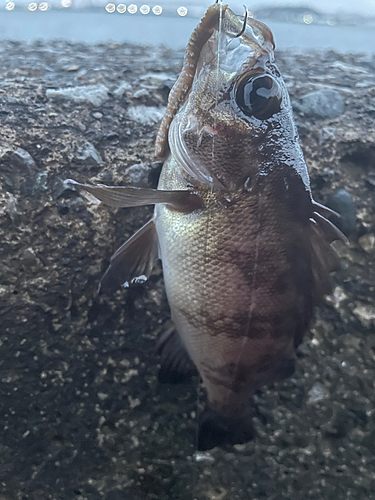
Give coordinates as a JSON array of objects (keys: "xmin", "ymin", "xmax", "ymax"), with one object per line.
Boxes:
[
  {"xmin": 156, "ymin": 325, "xmax": 197, "ymax": 384},
  {"xmin": 99, "ymin": 218, "xmax": 158, "ymax": 294}
]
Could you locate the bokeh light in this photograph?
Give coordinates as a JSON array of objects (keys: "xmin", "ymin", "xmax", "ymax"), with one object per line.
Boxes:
[
  {"xmin": 105, "ymin": 2, "xmax": 115, "ymax": 12},
  {"xmin": 128, "ymin": 3, "xmax": 137, "ymax": 13},
  {"xmin": 39, "ymin": 2, "xmax": 50, "ymax": 10},
  {"xmin": 28, "ymin": 2, "xmax": 37, "ymax": 10},
  {"xmin": 117, "ymin": 3, "xmax": 126, "ymax": 13},
  {"xmin": 61, "ymin": 0, "xmax": 71, "ymax": 7},
  {"xmin": 5, "ymin": 1, "xmax": 15, "ymax": 10},
  {"xmin": 152, "ymin": 5, "xmax": 162, "ymax": 15},
  {"xmin": 140, "ymin": 4, "xmax": 150, "ymax": 15},
  {"xmin": 303, "ymin": 14, "xmax": 313, "ymax": 24},
  {"xmin": 177, "ymin": 6, "xmax": 187, "ymax": 17}
]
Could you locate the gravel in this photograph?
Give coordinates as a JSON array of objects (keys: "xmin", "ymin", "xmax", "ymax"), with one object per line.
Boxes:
[
  {"xmin": 0, "ymin": 40, "xmax": 375, "ymax": 500},
  {"xmin": 293, "ymin": 88, "xmax": 345, "ymax": 119}
]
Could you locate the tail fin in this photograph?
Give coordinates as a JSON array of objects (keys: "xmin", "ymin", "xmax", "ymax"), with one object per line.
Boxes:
[{"xmin": 198, "ymin": 408, "xmax": 255, "ymax": 451}]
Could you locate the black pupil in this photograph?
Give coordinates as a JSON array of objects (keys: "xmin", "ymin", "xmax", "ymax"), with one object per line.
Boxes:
[{"xmin": 236, "ymin": 74, "xmax": 281, "ymax": 120}]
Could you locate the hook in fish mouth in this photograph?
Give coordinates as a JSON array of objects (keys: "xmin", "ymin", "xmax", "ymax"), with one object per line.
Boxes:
[{"xmin": 234, "ymin": 6, "xmax": 248, "ymax": 38}]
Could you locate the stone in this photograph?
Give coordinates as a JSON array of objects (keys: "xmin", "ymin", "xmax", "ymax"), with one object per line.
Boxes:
[
  {"xmin": 353, "ymin": 303, "xmax": 375, "ymax": 328},
  {"xmin": 76, "ymin": 142, "xmax": 103, "ymax": 165},
  {"xmin": 307, "ymin": 382, "xmax": 329, "ymax": 403},
  {"xmin": 358, "ymin": 233, "xmax": 375, "ymax": 253},
  {"xmin": 11, "ymin": 148, "xmax": 37, "ymax": 172},
  {"xmin": 46, "ymin": 84, "xmax": 110, "ymax": 106},
  {"xmin": 34, "ymin": 172, "xmax": 48, "ymax": 192},
  {"xmin": 112, "ymin": 81, "xmax": 132, "ymax": 97},
  {"xmin": 294, "ymin": 89, "xmax": 345, "ymax": 119},
  {"xmin": 127, "ymin": 105, "xmax": 165, "ymax": 125},
  {"xmin": 124, "ymin": 163, "xmax": 151, "ymax": 187},
  {"xmin": 133, "ymin": 88, "xmax": 149, "ymax": 99},
  {"xmin": 326, "ymin": 189, "xmax": 356, "ymax": 236}
]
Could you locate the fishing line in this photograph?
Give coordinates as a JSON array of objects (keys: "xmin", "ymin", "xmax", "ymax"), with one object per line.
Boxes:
[
  {"xmin": 212, "ymin": 0, "xmax": 223, "ymax": 166},
  {"xmin": 192, "ymin": 2, "xmax": 224, "ymax": 498}
]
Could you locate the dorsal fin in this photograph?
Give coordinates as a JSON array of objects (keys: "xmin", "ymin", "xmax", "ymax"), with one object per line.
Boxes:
[{"xmin": 155, "ymin": 3, "xmax": 227, "ymax": 159}]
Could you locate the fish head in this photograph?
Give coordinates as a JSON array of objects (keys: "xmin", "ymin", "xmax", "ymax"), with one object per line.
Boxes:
[{"xmin": 168, "ymin": 6, "xmax": 301, "ymax": 190}]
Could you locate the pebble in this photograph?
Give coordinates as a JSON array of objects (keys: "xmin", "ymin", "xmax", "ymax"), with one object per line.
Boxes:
[
  {"xmin": 194, "ymin": 452, "xmax": 215, "ymax": 464},
  {"xmin": 34, "ymin": 172, "xmax": 48, "ymax": 192},
  {"xmin": 133, "ymin": 88, "xmax": 149, "ymax": 99},
  {"xmin": 159, "ymin": 79, "xmax": 175, "ymax": 104},
  {"xmin": 112, "ymin": 81, "xmax": 132, "ymax": 97},
  {"xmin": 294, "ymin": 88, "xmax": 345, "ymax": 119},
  {"xmin": 19, "ymin": 247, "xmax": 38, "ymax": 264},
  {"xmin": 125, "ymin": 163, "xmax": 151, "ymax": 187},
  {"xmin": 358, "ymin": 233, "xmax": 375, "ymax": 253},
  {"xmin": 307, "ymin": 382, "xmax": 329, "ymax": 403},
  {"xmin": 92, "ymin": 112, "xmax": 103, "ymax": 119},
  {"xmin": 325, "ymin": 189, "xmax": 356, "ymax": 236},
  {"xmin": 76, "ymin": 142, "xmax": 103, "ymax": 165},
  {"xmin": 139, "ymin": 72, "xmax": 176, "ymax": 84},
  {"xmin": 353, "ymin": 303, "xmax": 375, "ymax": 328},
  {"xmin": 127, "ymin": 105, "xmax": 165, "ymax": 125},
  {"xmin": 46, "ymin": 84, "xmax": 110, "ymax": 106},
  {"xmin": 5, "ymin": 194, "xmax": 20, "ymax": 222},
  {"xmin": 11, "ymin": 147, "xmax": 37, "ymax": 172}
]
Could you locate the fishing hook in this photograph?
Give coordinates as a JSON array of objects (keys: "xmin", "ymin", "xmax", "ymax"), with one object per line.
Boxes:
[{"xmin": 234, "ymin": 5, "xmax": 248, "ymax": 38}]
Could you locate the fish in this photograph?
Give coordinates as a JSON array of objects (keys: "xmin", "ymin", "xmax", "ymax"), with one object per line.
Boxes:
[{"xmin": 65, "ymin": 3, "xmax": 347, "ymax": 451}]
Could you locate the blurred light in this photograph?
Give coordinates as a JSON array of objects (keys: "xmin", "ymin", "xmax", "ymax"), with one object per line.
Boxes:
[
  {"xmin": 61, "ymin": 0, "xmax": 71, "ymax": 7},
  {"xmin": 105, "ymin": 2, "xmax": 115, "ymax": 12},
  {"xmin": 177, "ymin": 6, "xmax": 187, "ymax": 16},
  {"xmin": 303, "ymin": 14, "xmax": 313, "ymax": 24},
  {"xmin": 140, "ymin": 4, "xmax": 149, "ymax": 14},
  {"xmin": 5, "ymin": 1, "xmax": 15, "ymax": 10},
  {"xmin": 327, "ymin": 18, "xmax": 336, "ymax": 26},
  {"xmin": 28, "ymin": 2, "xmax": 37, "ymax": 9},
  {"xmin": 128, "ymin": 3, "xmax": 137, "ymax": 13},
  {"xmin": 117, "ymin": 3, "xmax": 126, "ymax": 13},
  {"xmin": 152, "ymin": 5, "xmax": 162, "ymax": 15},
  {"xmin": 39, "ymin": 2, "xmax": 50, "ymax": 10}
]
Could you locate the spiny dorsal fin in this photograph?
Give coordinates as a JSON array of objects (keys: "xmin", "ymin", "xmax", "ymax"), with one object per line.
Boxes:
[{"xmin": 155, "ymin": 3, "xmax": 227, "ymax": 159}]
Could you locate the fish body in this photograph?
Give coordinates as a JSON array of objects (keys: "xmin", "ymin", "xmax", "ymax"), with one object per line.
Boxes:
[
  {"xmin": 155, "ymin": 4, "xmax": 341, "ymax": 431},
  {"xmin": 156, "ymin": 157, "xmax": 309, "ymax": 418},
  {"xmin": 67, "ymin": 4, "xmax": 345, "ymax": 450}
]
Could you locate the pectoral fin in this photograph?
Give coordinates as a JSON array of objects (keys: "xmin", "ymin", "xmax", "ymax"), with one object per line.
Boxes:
[
  {"xmin": 99, "ymin": 219, "xmax": 158, "ymax": 294},
  {"xmin": 65, "ymin": 179, "xmax": 203, "ymax": 212}
]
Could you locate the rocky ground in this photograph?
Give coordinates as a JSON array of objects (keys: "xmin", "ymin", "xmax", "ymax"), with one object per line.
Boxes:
[{"xmin": 0, "ymin": 39, "xmax": 375, "ymax": 500}]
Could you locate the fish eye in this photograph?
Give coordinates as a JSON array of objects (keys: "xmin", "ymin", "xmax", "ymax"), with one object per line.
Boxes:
[{"xmin": 235, "ymin": 74, "xmax": 282, "ymax": 120}]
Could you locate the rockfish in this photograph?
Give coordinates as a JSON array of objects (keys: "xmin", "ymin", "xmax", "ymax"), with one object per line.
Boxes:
[{"xmin": 66, "ymin": 3, "xmax": 345, "ymax": 450}]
